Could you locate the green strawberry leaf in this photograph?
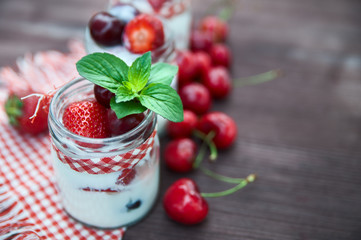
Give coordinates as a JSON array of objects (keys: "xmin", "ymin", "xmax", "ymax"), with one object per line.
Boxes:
[
  {"xmin": 110, "ymin": 98, "xmax": 147, "ymax": 119},
  {"xmin": 76, "ymin": 52, "xmax": 129, "ymax": 93},
  {"xmin": 128, "ymin": 52, "xmax": 151, "ymax": 93},
  {"xmin": 139, "ymin": 83, "xmax": 183, "ymax": 122},
  {"xmin": 148, "ymin": 63, "xmax": 178, "ymax": 86}
]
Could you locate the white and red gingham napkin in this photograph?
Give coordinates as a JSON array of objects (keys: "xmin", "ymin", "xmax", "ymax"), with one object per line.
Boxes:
[{"xmin": 0, "ymin": 41, "xmax": 125, "ymax": 239}]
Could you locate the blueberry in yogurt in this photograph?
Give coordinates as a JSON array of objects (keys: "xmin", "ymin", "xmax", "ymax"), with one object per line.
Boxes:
[{"xmin": 126, "ymin": 199, "xmax": 142, "ymax": 211}]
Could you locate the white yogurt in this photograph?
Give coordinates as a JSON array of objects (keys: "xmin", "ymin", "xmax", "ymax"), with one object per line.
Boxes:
[{"xmin": 51, "ymin": 138, "xmax": 160, "ymax": 228}]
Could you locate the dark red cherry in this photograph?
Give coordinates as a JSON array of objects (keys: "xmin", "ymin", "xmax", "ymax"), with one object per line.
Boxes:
[
  {"xmin": 190, "ymin": 30, "xmax": 213, "ymax": 53},
  {"xmin": 164, "ymin": 138, "xmax": 197, "ymax": 173},
  {"xmin": 107, "ymin": 110, "xmax": 145, "ymax": 136},
  {"xmin": 199, "ymin": 16, "xmax": 229, "ymax": 43},
  {"xmin": 94, "ymin": 85, "xmax": 115, "ymax": 108},
  {"xmin": 210, "ymin": 44, "xmax": 231, "ymax": 68},
  {"xmin": 179, "ymin": 83, "xmax": 212, "ymax": 115},
  {"xmin": 167, "ymin": 110, "xmax": 198, "ymax": 139},
  {"xmin": 163, "ymin": 178, "xmax": 208, "ymax": 225},
  {"xmin": 194, "ymin": 51, "xmax": 212, "ymax": 80},
  {"xmin": 203, "ymin": 66, "xmax": 232, "ymax": 99},
  {"xmin": 197, "ymin": 112, "xmax": 237, "ymax": 149},
  {"xmin": 175, "ymin": 51, "xmax": 198, "ymax": 88},
  {"xmin": 89, "ymin": 11, "xmax": 125, "ymax": 46}
]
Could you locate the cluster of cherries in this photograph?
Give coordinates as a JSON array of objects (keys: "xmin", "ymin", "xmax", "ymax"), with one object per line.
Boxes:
[{"xmin": 162, "ymin": 16, "xmax": 251, "ymax": 225}]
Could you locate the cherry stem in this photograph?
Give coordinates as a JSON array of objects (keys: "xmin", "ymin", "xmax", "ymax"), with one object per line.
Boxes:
[
  {"xmin": 199, "ymin": 166, "xmax": 244, "ymax": 184},
  {"xmin": 192, "ymin": 134, "xmax": 208, "ymax": 169},
  {"xmin": 233, "ymin": 69, "xmax": 282, "ymax": 88},
  {"xmin": 200, "ymin": 174, "xmax": 256, "ymax": 198},
  {"xmin": 193, "ymin": 130, "xmax": 218, "ymax": 163}
]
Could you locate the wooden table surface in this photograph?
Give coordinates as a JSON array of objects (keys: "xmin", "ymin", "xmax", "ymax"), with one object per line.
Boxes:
[{"xmin": 1, "ymin": 0, "xmax": 361, "ymax": 239}]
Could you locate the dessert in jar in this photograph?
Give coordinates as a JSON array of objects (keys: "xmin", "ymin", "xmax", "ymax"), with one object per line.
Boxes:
[
  {"xmin": 84, "ymin": 10, "xmax": 177, "ymax": 135},
  {"xmin": 48, "ymin": 78, "xmax": 160, "ymax": 228},
  {"xmin": 108, "ymin": 0, "xmax": 192, "ymax": 50}
]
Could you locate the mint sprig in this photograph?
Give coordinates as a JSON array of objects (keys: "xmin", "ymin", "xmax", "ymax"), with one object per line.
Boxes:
[{"xmin": 76, "ymin": 52, "xmax": 183, "ymax": 122}]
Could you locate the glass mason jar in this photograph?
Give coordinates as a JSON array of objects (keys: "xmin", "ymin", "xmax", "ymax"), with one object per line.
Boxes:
[
  {"xmin": 85, "ymin": 14, "xmax": 177, "ymax": 135},
  {"xmin": 48, "ymin": 77, "xmax": 160, "ymax": 229},
  {"xmin": 108, "ymin": 0, "xmax": 192, "ymax": 50}
]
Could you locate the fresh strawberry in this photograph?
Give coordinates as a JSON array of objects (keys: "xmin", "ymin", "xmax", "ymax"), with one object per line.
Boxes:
[
  {"xmin": 148, "ymin": 0, "xmax": 168, "ymax": 11},
  {"xmin": 5, "ymin": 92, "xmax": 49, "ymax": 135},
  {"xmin": 81, "ymin": 187, "xmax": 119, "ymax": 193},
  {"xmin": 62, "ymin": 99, "xmax": 109, "ymax": 138},
  {"xmin": 116, "ymin": 168, "xmax": 136, "ymax": 185},
  {"xmin": 124, "ymin": 14, "xmax": 165, "ymax": 54}
]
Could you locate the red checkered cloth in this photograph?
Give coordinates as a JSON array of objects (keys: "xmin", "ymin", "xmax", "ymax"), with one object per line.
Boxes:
[
  {"xmin": 53, "ymin": 130, "xmax": 157, "ymax": 175},
  {"xmin": 0, "ymin": 41, "xmax": 125, "ymax": 239}
]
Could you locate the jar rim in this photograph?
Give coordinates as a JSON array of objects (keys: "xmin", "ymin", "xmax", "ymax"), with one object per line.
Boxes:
[{"xmin": 49, "ymin": 77, "xmax": 156, "ymax": 146}]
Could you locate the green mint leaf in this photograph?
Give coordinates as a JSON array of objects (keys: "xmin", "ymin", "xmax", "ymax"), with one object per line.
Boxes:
[
  {"xmin": 128, "ymin": 51, "xmax": 151, "ymax": 92},
  {"xmin": 76, "ymin": 52, "xmax": 129, "ymax": 93},
  {"xmin": 139, "ymin": 83, "xmax": 183, "ymax": 122},
  {"xmin": 148, "ymin": 63, "xmax": 178, "ymax": 86},
  {"xmin": 110, "ymin": 98, "xmax": 147, "ymax": 119},
  {"xmin": 115, "ymin": 85, "xmax": 137, "ymax": 103}
]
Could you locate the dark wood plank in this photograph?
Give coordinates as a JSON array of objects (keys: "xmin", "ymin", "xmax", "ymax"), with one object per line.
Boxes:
[{"xmin": 1, "ymin": 0, "xmax": 361, "ymax": 239}]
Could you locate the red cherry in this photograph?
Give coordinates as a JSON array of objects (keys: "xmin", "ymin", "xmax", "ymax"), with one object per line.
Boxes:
[
  {"xmin": 199, "ymin": 16, "xmax": 229, "ymax": 43},
  {"xmin": 163, "ymin": 178, "xmax": 208, "ymax": 225},
  {"xmin": 190, "ymin": 30, "xmax": 213, "ymax": 53},
  {"xmin": 175, "ymin": 51, "xmax": 198, "ymax": 87},
  {"xmin": 210, "ymin": 44, "xmax": 231, "ymax": 68},
  {"xmin": 94, "ymin": 85, "xmax": 115, "ymax": 108},
  {"xmin": 107, "ymin": 110, "xmax": 145, "ymax": 136},
  {"xmin": 203, "ymin": 66, "xmax": 232, "ymax": 99},
  {"xmin": 164, "ymin": 138, "xmax": 197, "ymax": 173},
  {"xmin": 167, "ymin": 110, "xmax": 197, "ymax": 139},
  {"xmin": 197, "ymin": 112, "xmax": 237, "ymax": 149},
  {"xmin": 89, "ymin": 12, "xmax": 125, "ymax": 46},
  {"xmin": 193, "ymin": 51, "xmax": 212, "ymax": 80},
  {"xmin": 179, "ymin": 83, "xmax": 212, "ymax": 115}
]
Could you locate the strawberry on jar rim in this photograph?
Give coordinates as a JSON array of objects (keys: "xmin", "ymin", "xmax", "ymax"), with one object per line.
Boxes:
[
  {"xmin": 62, "ymin": 99, "xmax": 110, "ymax": 138},
  {"xmin": 124, "ymin": 13, "xmax": 165, "ymax": 54}
]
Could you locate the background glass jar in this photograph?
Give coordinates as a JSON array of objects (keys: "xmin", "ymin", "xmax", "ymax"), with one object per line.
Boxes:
[
  {"xmin": 85, "ymin": 14, "xmax": 177, "ymax": 135},
  {"xmin": 48, "ymin": 77, "xmax": 160, "ymax": 229},
  {"xmin": 108, "ymin": 0, "xmax": 192, "ymax": 50}
]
